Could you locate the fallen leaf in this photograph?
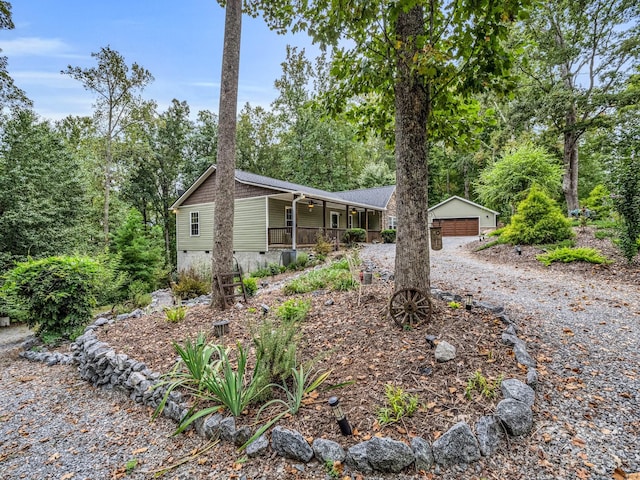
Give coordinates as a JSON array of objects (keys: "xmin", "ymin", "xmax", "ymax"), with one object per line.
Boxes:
[
  {"xmin": 571, "ymin": 437, "xmax": 586, "ymax": 448},
  {"xmin": 542, "ymin": 433, "xmax": 552, "ymax": 443},
  {"xmin": 613, "ymin": 467, "xmax": 626, "ymax": 480},
  {"xmin": 61, "ymin": 474, "xmax": 74, "ymax": 480},
  {"xmin": 132, "ymin": 447, "xmax": 148, "ymax": 455}
]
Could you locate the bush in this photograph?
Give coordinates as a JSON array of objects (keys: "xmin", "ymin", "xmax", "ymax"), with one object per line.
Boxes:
[
  {"xmin": 282, "ymin": 256, "xmax": 357, "ymax": 294},
  {"xmin": 381, "ymin": 229, "xmax": 396, "ymax": 243},
  {"xmin": 165, "ymin": 306, "xmax": 187, "ymax": 323},
  {"xmin": 342, "ymin": 228, "xmax": 366, "ymax": 245},
  {"xmin": 536, "ymin": 247, "xmax": 611, "ymax": 266},
  {"xmin": 253, "ymin": 319, "xmax": 298, "ymax": 383},
  {"xmin": 1, "ymin": 256, "xmax": 102, "ymax": 338},
  {"xmin": 276, "ymin": 298, "xmax": 311, "ymax": 323},
  {"xmin": 501, "ymin": 186, "xmax": 574, "ymax": 245},
  {"xmin": 173, "ymin": 266, "xmax": 210, "ymax": 299},
  {"xmin": 243, "ymin": 277, "xmax": 258, "ymax": 297},
  {"xmin": 288, "ymin": 252, "xmax": 309, "ymax": 271},
  {"xmin": 314, "ymin": 234, "xmax": 333, "ymax": 256},
  {"xmin": 583, "ymin": 184, "xmax": 613, "ymax": 219}
]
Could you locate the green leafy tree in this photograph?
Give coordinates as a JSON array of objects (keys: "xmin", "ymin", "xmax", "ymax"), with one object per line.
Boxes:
[
  {"xmin": 513, "ymin": 0, "xmax": 640, "ymax": 211},
  {"xmin": 183, "ymin": 110, "xmax": 219, "ymax": 187},
  {"xmin": 236, "ymin": 103, "xmax": 283, "ymax": 178},
  {"xmin": 0, "ymin": 1, "xmax": 31, "ymax": 109},
  {"xmin": 277, "ymin": 0, "xmax": 529, "ymax": 291},
  {"xmin": 611, "ymin": 157, "xmax": 640, "ymax": 262},
  {"xmin": 476, "ymin": 142, "xmax": 563, "ymax": 219},
  {"xmin": 582, "ymin": 184, "xmax": 612, "ymax": 219},
  {"xmin": 502, "ymin": 186, "xmax": 574, "ymax": 245},
  {"xmin": 0, "ymin": 110, "xmax": 87, "ymax": 271},
  {"xmin": 112, "ymin": 208, "xmax": 164, "ymax": 293},
  {"xmin": 357, "ymin": 162, "xmax": 395, "ymax": 189},
  {"xmin": 63, "ymin": 46, "xmax": 153, "ymax": 245}
]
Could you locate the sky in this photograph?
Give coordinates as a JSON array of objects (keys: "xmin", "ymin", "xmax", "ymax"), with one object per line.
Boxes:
[{"xmin": 0, "ymin": 0, "xmax": 317, "ymax": 121}]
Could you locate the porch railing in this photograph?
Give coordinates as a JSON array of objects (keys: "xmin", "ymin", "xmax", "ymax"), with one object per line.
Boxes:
[{"xmin": 268, "ymin": 227, "xmax": 381, "ymax": 245}]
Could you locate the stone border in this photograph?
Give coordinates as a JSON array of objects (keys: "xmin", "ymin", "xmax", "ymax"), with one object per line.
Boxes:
[{"xmin": 19, "ymin": 289, "xmax": 538, "ymax": 475}]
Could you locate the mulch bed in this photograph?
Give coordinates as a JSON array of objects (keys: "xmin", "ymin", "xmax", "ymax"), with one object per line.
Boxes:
[{"xmin": 98, "ymin": 281, "xmax": 527, "ymax": 448}]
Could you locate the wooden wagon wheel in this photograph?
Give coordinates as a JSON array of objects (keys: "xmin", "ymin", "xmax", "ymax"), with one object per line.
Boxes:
[{"xmin": 388, "ymin": 288, "xmax": 433, "ymax": 328}]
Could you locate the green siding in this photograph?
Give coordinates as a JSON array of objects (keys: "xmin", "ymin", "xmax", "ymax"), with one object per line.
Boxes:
[
  {"xmin": 234, "ymin": 197, "xmax": 267, "ymax": 251},
  {"xmin": 176, "ymin": 202, "xmax": 214, "ymax": 251},
  {"xmin": 268, "ymin": 198, "xmax": 289, "ymax": 228}
]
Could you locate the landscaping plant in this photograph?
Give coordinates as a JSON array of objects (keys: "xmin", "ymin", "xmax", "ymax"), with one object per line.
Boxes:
[
  {"xmin": 164, "ymin": 305, "xmax": 187, "ymax": 323},
  {"xmin": 276, "ymin": 298, "xmax": 311, "ymax": 323},
  {"xmin": 253, "ymin": 319, "xmax": 299, "ymax": 384},
  {"xmin": 376, "ymin": 384, "xmax": 420, "ymax": 426},
  {"xmin": 536, "ymin": 247, "xmax": 611, "ymax": 266},
  {"xmin": 1, "ymin": 255, "xmax": 102, "ymax": 339}
]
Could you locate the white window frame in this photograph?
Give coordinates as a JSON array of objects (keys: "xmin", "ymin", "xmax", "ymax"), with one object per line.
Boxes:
[
  {"xmin": 285, "ymin": 206, "xmax": 293, "ymax": 227},
  {"xmin": 330, "ymin": 211, "xmax": 340, "ymax": 229},
  {"xmin": 388, "ymin": 215, "xmax": 397, "ymax": 230},
  {"xmin": 190, "ymin": 211, "xmax": 200, "ymax": 236}
]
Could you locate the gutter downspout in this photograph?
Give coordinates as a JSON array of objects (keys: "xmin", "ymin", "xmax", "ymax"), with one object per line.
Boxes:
[{"xmin": 291, "ymin": 193, "xmax": 306, "ymax": 251}]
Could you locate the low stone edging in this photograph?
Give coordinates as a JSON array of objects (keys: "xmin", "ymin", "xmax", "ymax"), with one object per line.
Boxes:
[{"xmin": 19, "ymin": 288, "xmax": 538, "ymax": 475}]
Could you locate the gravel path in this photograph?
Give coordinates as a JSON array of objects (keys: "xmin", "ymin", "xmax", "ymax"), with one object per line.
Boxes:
[
  {"xmin": 361, "ymin": 239, "xmax": 640, "ymax": 479},
  {"xmin": 1, "ymin": 239, "xmax": 638, "ymax": 480}
]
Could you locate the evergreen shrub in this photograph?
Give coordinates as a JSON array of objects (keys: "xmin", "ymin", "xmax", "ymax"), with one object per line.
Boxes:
[{"xmin": 381, "ymin": 229, "xmax": 396, "ymax": 243}]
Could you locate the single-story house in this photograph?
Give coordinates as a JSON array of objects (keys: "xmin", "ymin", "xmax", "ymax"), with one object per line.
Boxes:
[
  {"xmin": 428, "ymin": 196, "xmax": 498, "ymax": 236},
  {"xmin": 170, "ymin": 166, "xmax": 396, "ymax": 273}
]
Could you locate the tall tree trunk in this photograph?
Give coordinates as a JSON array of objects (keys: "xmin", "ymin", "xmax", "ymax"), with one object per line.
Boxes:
[
  {"xmin": 104, "ymin": 136, "xmax": 112, "ymax": 245},
  {"xmin": 394, "ymin": 5, "xmax": 431, "ymax": 292},
  {"xmin": 563, "ymin": 125, "xmax": 579, "ymax": 212},
  {"xmin": 211, "ymin": 0, "xmax": 241, "ymax": 309}
]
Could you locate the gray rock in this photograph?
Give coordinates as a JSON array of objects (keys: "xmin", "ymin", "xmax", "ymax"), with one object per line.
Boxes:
[
  {"xmin": 94, "ymin": 317, "xmax": 109, "ymax": 327},
  {"xmin": 203, "ymin": 413, "xmax": 224, "ymax": 439},
  {"xmin": 346, "ymin": 442, "xmax": 373, "ymax": 473},
  {"xmin": 127, "ymin": 372, "xmax": 146, "ymax": 387},
  {"xmin": 435, "ymin": 341, "xmax": 456, "ymax": 362},
  {"xmin": 526, "ymin": 367, "xmax": 539, "ymax": 390},
  {"xmin": 513, "ymin": 342, "xmax": 536, "ymax": 367},
  {"xmin": 501, "ymin": 333, "xmax": 522, "ymax": 347},
  {"xmin": 411, "ymin": 437, "xmax": 434, "ymax": 471},
  {"xmin": 504, "ymin": 324, "xmax": 517, "ymax": 336},
  {"xmin": 501, "ymin": 378, "xmax": 535, "ymax": 407},
  {"xmin": 425, "ymin": 335, "xmax": 437, "ymax": 348},
  {"xmin": 246, "ymin": 434, "xmax": 269, "ymax": 458},
  {"xmin": 366, "ymin": 436, "xmax": 415, "ymax": 473},
  {"xmin": 495, "ymin": 399, "xmax": 533, "ymax": 436},
  {"xmin": 432, "ymin": 422, "xmax": 481, "ymax": 466},
  {"xmin": 312, "ymin": 438, "xmax": 346, "ymax": 463},
  {"xmin": 270, "ymin": 427, "xmax": 313, "ymax": 462},
  {"xmin": 233, "ymin": 426, "xmax": 252, "ymax": 446},
  {"xmin": 475, "ymin": 416, "xmax": 504, "ymax": 456},
  {"xmin": 476, "ymin": 301, "xmax": 504, "ymax": 314},
  {"xmin": 218, "ymin": 417, "xmax": 236, "ymax": 442}
]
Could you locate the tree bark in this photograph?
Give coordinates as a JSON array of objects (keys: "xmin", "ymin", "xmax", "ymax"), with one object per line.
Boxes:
[
  {"xmin": 211, "ymin": 0, "xmax": 242, "ymax": 309},
  {"xmin": 563, "ymin": 126, "xmax": 579, "ymax": 212},
  {"xmin": 394, "ymin": 5, "xmax": 431, "ymax": 292}
]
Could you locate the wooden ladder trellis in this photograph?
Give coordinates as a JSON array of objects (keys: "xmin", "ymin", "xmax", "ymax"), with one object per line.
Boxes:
[{"xmin": 216, "ymin": 271, "xmax": 247, "ymax": 309}]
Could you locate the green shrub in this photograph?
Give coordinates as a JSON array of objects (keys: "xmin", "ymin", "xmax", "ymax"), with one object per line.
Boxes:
[
  {"xmin": 583, "ymin": 184, "xmax": 613, "ymax": 219},
  {"xmin": 377, "ymin": 384, "xmax": 419, "ymax": 426},
  {"xmin": 501, "ymin": 186, "xmax": 574, "ymax": 245},
  {"xmin": 381, "ymin": 229, "xmax": 396, "ymax": 243},
  {"xmin": 283, "ymin": 257, "xmax": 357, "ymax": 294},
  {"xmin": 342, "ymin": 228, "xmax": 366, "ymax": 245},
  {"xmin": 243, "ymin": 277, "xmax": 258, "ymax": 297},
  {"xmin": 288, "ymin": 252, "xmax": 309, "ymax": 271},
  {"xmin": 172, "ymin": 266, "xmax": 210, "ymax": 299},
  {"xmin": 1, "ymin": 256, "xmax": 102, "ymax": 338},
  {"xmin": 112, "ymin": 208, "xmax": 165, "ymax": 294},
  {"xmin": 594, "ymin": 230, "xmax": 616, "ymax": 240},
  {"xmin": 253, "ymin": 319, "xmax": 298, "ymax": 383},
  {"xmin": 276, "ymin": 298, "xmax": 311, "ymax": 323},
  {"xmin": 465, "ymin": 371, "xmax": 502, "ymax": 400},
  {"xmin": 488, "ymin": 227, "xmax": 506, "ymax": 237},
  {"xmin": 165, "ymin": 306, "xmax": 187, "ymax": 323},
  {"xmin": 536, "ymin": 247, "xmax": 611, "ymax": 266},
  {"xmin": 314, "ymin": 234, "xmax": 333, "ymax": 256}
]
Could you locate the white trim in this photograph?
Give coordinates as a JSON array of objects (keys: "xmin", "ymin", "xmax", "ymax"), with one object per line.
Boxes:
[
  {"xmin": 190, "ymin": 211, "xmax": 200, "ymax": 237},
  {"xmin": 428, "ymin": 195, "xmax": 499, "ymax": 215},
  {"xmin": 330, "ymin": 211, "xmax": 340, "ymax": 229}
]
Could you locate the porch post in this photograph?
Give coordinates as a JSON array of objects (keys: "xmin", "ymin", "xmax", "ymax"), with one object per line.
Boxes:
[{"xmin": 365, "ymin": 208, "xmax": 369, "ymax": 241}]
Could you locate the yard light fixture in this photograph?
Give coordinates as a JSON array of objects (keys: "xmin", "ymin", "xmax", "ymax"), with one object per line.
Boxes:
[
  {"xmin": 465, "ymin": 294, "xmax": 473, "ymax": 311},
  {"xmin": 328, "ymin": 396, "xmax": 352, "ymax": 436},
  {"xmin": 515, "ymin": 245, "xmax": 522, "ymax": 255}
]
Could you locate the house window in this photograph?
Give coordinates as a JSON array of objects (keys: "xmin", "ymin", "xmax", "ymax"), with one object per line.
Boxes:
[
  {"xmin": 330, "ymin": 212, "xmax": 340, "ymax": 229},
  {"xmin": 388, "ymin": 216, "xmax": 397, "ymax": 230},
  {"xmin": 285, "ymin": 207, "xmax": 293, "ymax": 227},
  {"xmin": 190, "ymin": 212, "xmax": 200, "ymax": 236}
]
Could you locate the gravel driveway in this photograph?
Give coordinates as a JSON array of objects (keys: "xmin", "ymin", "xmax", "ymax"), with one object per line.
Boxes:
[
  {"xmin": 1, "ymin": 239, "xmax": 638, "ymax": 479},
  {"xmin": 361, "ymin": 238, "xmax": 640, "ymax": 479}
]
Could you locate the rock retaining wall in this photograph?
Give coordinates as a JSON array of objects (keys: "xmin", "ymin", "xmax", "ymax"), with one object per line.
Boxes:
[{"xmin": 19, "ymin": 288, "xmax": 539, "ymax": 476}]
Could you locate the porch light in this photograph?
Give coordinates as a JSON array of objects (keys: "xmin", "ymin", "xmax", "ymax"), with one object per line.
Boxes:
[
  {"xmin": 328, "ymin": 396, "xmax": 352, "ymax": 436},
  {"xmin": 308, "ymin": 201, "xmax": 315, "ymax": 211},
  {"xmin": 465, "ymin": 294, "xmax": 473, "ymax": 311},
  {"xmin": 351, "ymin": 208, "xmax": 357, "ymax": 215}
]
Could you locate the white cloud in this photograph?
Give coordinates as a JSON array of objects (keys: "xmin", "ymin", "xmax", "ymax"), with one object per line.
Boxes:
[
  {"xmin": 0, "ymin": 37, "xmax": 76, "ymax": 57},
  {"xmin": 12, "ymin": 70, "xmax": 80, "ymax": 88}
]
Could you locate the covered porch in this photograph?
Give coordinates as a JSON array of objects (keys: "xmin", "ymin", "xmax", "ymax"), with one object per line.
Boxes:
[{"xmin": 268, "ymin": 226, "xmax": 382, "ymax": 246}]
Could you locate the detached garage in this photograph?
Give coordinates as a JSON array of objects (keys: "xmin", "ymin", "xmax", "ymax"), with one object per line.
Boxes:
[{"xmin": 428, "ymin": 196, "xmax": 498, "ymax": 236}]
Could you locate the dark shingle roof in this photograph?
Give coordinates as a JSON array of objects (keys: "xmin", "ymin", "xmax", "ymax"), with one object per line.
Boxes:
[{"xmin": 333, "ymin": 185, "xmax": 396, "ymax": 209}]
